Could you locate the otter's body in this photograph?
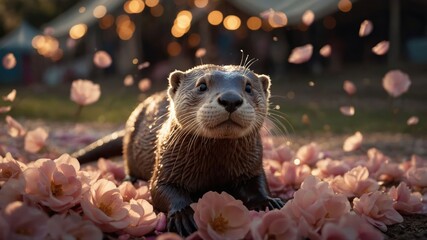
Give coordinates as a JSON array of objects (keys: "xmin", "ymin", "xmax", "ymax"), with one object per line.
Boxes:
[{"xmin": 75, "ymin": 64, "xmax": 283, "ymax": 236}]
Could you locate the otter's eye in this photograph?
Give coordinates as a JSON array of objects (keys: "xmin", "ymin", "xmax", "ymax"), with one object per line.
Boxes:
[
  {"xmin": 198, "ymin": 83, "xmax": 208, "ymax": 92},
  {"xmin": 245, "ymin": 83, "xmax": 252, "ymax": 94}
]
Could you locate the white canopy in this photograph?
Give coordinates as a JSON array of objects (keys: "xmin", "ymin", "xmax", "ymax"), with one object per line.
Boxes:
[{"xmin": 0, "ymin": 21, "xmax": 39, "ymax": 51}]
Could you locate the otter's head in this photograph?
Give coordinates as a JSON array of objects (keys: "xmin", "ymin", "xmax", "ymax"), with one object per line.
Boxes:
[{"xmin": 167, "ymin": 64, "xmax": 271, "ymax": 139}]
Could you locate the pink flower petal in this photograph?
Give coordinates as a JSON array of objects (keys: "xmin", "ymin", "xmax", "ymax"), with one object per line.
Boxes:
[
  {"xmin": 288, "ymin": 44, "xmax": 313, "ymax": 64},
  {"xmin": 359, "ymin": 20, "xmax": 373, "ymax": 37},
  {"xmin": 343, "ymin": 131, "xmax": 363, "ymax": 152},
  {"xmin": 70, "ymin": 79, "xmax": 101, "ymax": 106},
  {"xmin": 2, "ymin": 53, "xmax": 16, "ymax": 70},
  {"xmin": 261, "ymin": 9, "xmax": 287, "ymax": 28},
  {"xmin": 24, "ymin": 127, "xmax": 48, "ymax": 153},
  {"xmin": 138, "ymin": 78, "xmax": 151, "ymax": 92},
  {"xmin": 407, "ymin": 116, "xmax": 419, "ymax": 126},
  {"xmin": 93, "ymin": 50, "xmax": 112, "ymax": 68},
  {"xmin": 343, "ymin": 80, "xmax": 357, "ymax": 95},
  {"xmin": 319, "ymin": 44, "xmax": 332, "ymax": 57},
  {"xmin": 123, "ymin": 75, "xmax": 134, "ymax": 86},
  {"xmin": 382, "ymin": 70, "xmax": 411, "ymax": 97},
  {"xmin": 195, "ymin": 48, "xmax": 207, "ymax": 58},
  {"xmin": 5, "ymin": 115, "xmax": 26, "ymax": 137},
  {"xmin": 372, "ymin": 41, "xmax": 389, "ymax": 55},
  {"xmin": 302, "ymin": 10, "xmax": 315, "ymax": 26},
  {"xmin": 340, "ymin": 106, "xmax": 355, "ymax": 116},
  {"xmin": 138, "ymin": 61, "xmax": 150, "ymax": 70},
  {"xmin": 3, "ymin": 89, "xmax": 16, "ymax": 102},
  {"xmin": 0, "ymin": 106, "xmax": 11, "ymax": 113}
]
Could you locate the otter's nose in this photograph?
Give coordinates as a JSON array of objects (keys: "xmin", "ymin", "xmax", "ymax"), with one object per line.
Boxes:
[{"xmin": 218, "ymin": 92, "xmax": 243, "ymax": 113}]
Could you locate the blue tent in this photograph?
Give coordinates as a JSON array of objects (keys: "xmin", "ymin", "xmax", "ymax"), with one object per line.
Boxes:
[{"xmin": 0, "ymin": 22, "xmax": 39, "ymax": 84}]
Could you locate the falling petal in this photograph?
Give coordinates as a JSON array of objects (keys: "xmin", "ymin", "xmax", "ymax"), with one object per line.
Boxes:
[
  {"xmin": 195, "ymin": 48, "xmax": 206, "ymax": 58},
  {"xmin": 93, "ymin": 50, "xmax": 112, "ymax": 68},
  {"xmin": 2, "ymin": 53, "xmax": 16, "ymax": 70},
  {"xmin": 124, "ymin": 75, "xmax": 134, "ymax": 86},
  {"xmin": 359, "ymin": 20, "xmax": 373, "ymax": 37},
  {"xmin": 372, "ymin": 41, "xmax": 389, "ymax": 55},
  {"xmin": 343, "ymin": 80, "xmax": 357, "ymax": 95},
  {"xmin": 272, "ymin": 36, "xmax": 278, "ymax": 41},
  {"xmin": 24, "ymin": 127, "xmax": 49, "ymax": 153},
  {"xmin": 138, "ymin": 78, "xmax": 151, "ymax": 92},
  {"xmin": 302, "ymin": 10, "xmax": 315, "ymax": 26},
  {"xmin": 407, "ymin": 116, "xmax": 419, "ymax": 126},
  {"xmin": 340, "ymin": 106, "xmax": 355, "ymax": 116},
  {"xmin": 70, "ymin": 79, "xmax": 101, "ymax": 106},
  {"xmin": 5, "ymin": 115, "xmax": 26, "ymax": 137},
  {"xmin": 260, "ymin": 9, "xmax": 287, "ymax": 28},
  {"xmin": 319, "ymin": 44, "xmax": 332, "ymax": 57},
  {"xmin": 3, "ymin": 89, "xmax": 16, "ymax": 102},
  {"xmin": 343, "ymin": 131, "xmax": 363, "ymax": 152},
  {"xmin": 137, "ymin": 61, "xmax": 150, "ymax": 70},
  {"xmin": 382, "ymin": 70, "xmax": 411, "ymax": 97},
  {"xmin": 288, "ymin": 44, "xmax": 313, "ymax": 64},
  {"xmin": 0, "ymin": 106, "xmax": 11, "ymax": 113}
]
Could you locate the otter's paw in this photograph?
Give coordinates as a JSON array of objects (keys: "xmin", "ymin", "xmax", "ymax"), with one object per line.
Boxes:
[
  {"xmin": 167, "ymin": 206, "xmax": 197, "ymax": 237},
  {"xmin": 246, "ymin": 197, "xmax": 285, "ymax": 211}
]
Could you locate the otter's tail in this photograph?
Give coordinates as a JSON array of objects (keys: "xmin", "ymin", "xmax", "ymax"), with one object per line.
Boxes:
[{"xmin": 72, "ymin": 130, "xmax": 125, "ymax": 164}]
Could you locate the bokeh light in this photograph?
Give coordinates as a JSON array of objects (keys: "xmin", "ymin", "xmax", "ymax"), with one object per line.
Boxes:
[
  {"xmin": 223, "ymin": 15, "xmax": 241, "ymax": 30},
  {"xmin": 93, "ymin": 5, "xmax": 107, "ymax": 19},
  {"xmin": 167, "ymin": 42, "xmax": 182, "ymax": 56},
  {"xmin": 99, "ymin": 14, "xmax": 114, "ymax": 29},
  {"xmin": 150, "ymin": 4, "xmax": 164, "ymax": 17},
  {"xmin": 69, "ymin": 23, "xmax": 87, "ymax": 39},
  {"xmin": 323, "ymin": 16, "xmax": 336, "ymax": 29},
  {"xmin": 78, "ymin": 7, "xmax": 86, "ymax": 13},
  {"xmin": 124, "ymin": 0, "xmax": 145, "ymax": 14},
  {"xmin": 338, "ymin": 0, "xmax": 352, "ymax": 13},
  {"xmin": 116, "ymin": 15, "xmax": 135, "ymax": 40},
  {"xmin": 145, "ymin": 0, "xmax": 159, "ymax": 8},
  {"xmin": 246, "ymin": 16, "xmax": 262, "ymax": 30},
  {"xmin": 188, "ymin": 33, "xmax": 201, "ymax": 47},
  {"xmin": 194, "ymin": 0, "xmax": 208, "ymax": 8},
  {"xmin": 207, "ymin": 10, "xmax": 223, "ymax": 25}
]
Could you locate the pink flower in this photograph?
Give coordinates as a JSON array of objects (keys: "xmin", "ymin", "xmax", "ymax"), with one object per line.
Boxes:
[
  {"xmin": 0, "ymin": 178, "xmax": 25, "ymax": 208},
  {"xmin": 353, "ymin": 191, "xmax": 403, "ymax": 231},
  {"xmin": 339, "ymin": 106, "xmax": 355, "ymax": 116},
  {"xmin": 2, "ymin": 53, "xmax": 16, "ymax": 69},
  {"xmin": 359, "ymin": 20, "xmax": 373, "ymax": 37},
  {"xmin": 260, "ymin": 9, "xmax": 287, "ymax": 28},
  {"xmin": 0, "ymin": 106, "xmax": 11, "ymax": 113},
  {"xmin": 295, "ymin": 142, "xmax": 319, "ymax": 166},
  {"xmin": 3, "ymin": 89, "xmax": 16, "ymax": 102},
  {"xmin": 302, "ymin": 10, "xmax": 315, "ymax": 26},
  {"xmin": 365, "ymin": 148, "xmax": 390, "ymax": 176},
  {"xmin": 124, "ymin": 199, "xmax": 158, "ymax": 236},
  {"xmin": 191, "ymin": 191, "xmax": 251, "ymax": 240},
  {"xmin": 407, "ymin": 116, "xmax": 419, "ymax": 126},
  {"xmin": 372, "ymin": 41, "xmax": 389, "ymax": 55},
  {"xmin": 319, "ymin": 44, "xmax": 331, "ymax": 57},
  {"xmin": 343, "ymin": 80, "xmax": 357, "ymax": 95},
  {"xmin": 251, "ymin": 209, "xmax": 298, "ymax": 240},
  {"xmin": 93, "ymin": 50, "xmax": 112, "ymax": 68},
  {"xmin": 123, "ymin": 74, "xmax": 134, "ymax": 86},
  {"xmin": 98, "ymin": 158, "xmax": 126, "ymax": 182},
  {"xmin": 263, "ymin": 144, "xmax": 294, "ymax": 163},
  {"xmin": 343, "ymin": 131, "xmax": 363, "ymax": 152},
  {"xmin": 47, "ymin": 211, "xmax": 103, "ymax": 240},
  {"xmin": 330, "ymin": 166, "xmax": 379, "ymax": 198},
  {"xmin": 5, "ymin": 115, "xmax": 26, "ymax": 137},
  {"xmin": 264, "ymin": 160, "xmax": 285, "ymax": 193},
  {"xmin": 320, "ymin": 214, "xmax": 384, "ymax": 240},
  {"xmin": 118, "ymin": 181, "xmax": 150, "ymax": 202},
  {"xmin": 24, "ymin": 127, "xmax": 49, "ymax": 153},
  {"xmin": 138, "ymin": 78, "xmax": 152, "ymax": 92},
  {"xmin": 405, "ymin": 167, "xmax": 427, "ymax": 189},
  {"xmin": 280, "ymin": 162, "xmax": 311, "ymax": 188},
  {"xmin": 382, "ymin": 70, "xmax": 411, "ymax": 97},
  {"xmin": 23, "ymin": 154, "xmax": 89, "ymax": 212},
  {"xmin": 312, "ymin": 158, "xmax": 351, "ymax": 179},
  {"xmin": 285, "ymin": 176, "xmax": 350, "ymax": 234},
  {"xmin": 81, "ymin": 179, "xmax": 130, "ymax": 232},
  {"xmin": 388, "ymin": 182, "xmax": 423, "ymax": 214},
  {"xmin": 70, "ymin": 79, "xmax": 101, "ymax": 106},
  {"xmin": 2, "ymin": 201, "xmax": 49, "ymax": 240},
  {"xmin": 195, "ymin": 48, "xmax": 207, "ymax": 58},
  {"xmin": 288, "ymin": 44, "xmax": 313, "ymax": 64},
  {"xmin": 156, "ymin": 232, "xmax": 184, "ymax": 240},
  {"xmin": 375, "ymin": 162, "xmax": 404, "ymax": 182},
  {"xmin": 0, "ymin": 153, "xmax": 26, "ymax": 182}
]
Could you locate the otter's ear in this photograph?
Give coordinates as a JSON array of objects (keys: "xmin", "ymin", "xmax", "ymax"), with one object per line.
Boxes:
[
  {"xmin": 168, "ymin": 70, "xmax": 185, "ymax": 99},
  {"xmin": 258, "ymin": 74, "xmax": 271, "ymax": 98}
]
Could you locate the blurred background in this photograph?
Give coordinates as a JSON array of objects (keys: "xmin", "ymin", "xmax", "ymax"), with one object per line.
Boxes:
[{"xmin": 0, "ymin": 0, "xmax": 426, "ymax": 135}]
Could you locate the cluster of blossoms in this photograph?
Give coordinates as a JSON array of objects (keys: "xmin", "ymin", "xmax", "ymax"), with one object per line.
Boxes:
[{"xmin": 1, "ymin": 130, "xmax": 426, "ymax": 240}]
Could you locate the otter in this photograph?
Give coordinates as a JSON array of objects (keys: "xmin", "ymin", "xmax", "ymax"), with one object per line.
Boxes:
[{"xmin": 74, "ymin": 64, "xmax": 283, "ymax": 236}]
